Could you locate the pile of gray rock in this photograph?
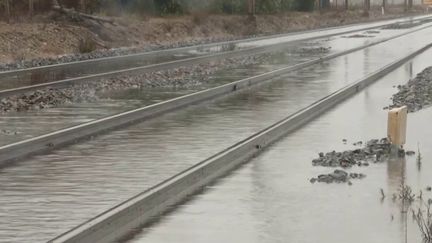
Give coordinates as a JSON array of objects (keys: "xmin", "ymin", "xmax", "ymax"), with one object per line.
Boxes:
[
  {"xmin": 310, "ymin": 138, "xmax": 415, "ymax": 184},
  {"xmin": 0, "ymin": 36, "xmax": 248, "ymax": 72},
  {"xmin": 312, "ymin": 138, "xmax": 393, "ymax": 168},
  {"xmin": 0, "ymin": 54, "xmax": 269, "ymax": 113},
  {"xmin": 343, "ymin": 34, "xmax": 374, "ymax": 38},
  {"xmin": 382, "ymin": 22, "xmax": 421, "ymax": 29},
  {"xmin": 310, "ymin": 169, "xmax": 366, "ymax": 184},
  {"xmin": 387, "ymin": 67, "xmax": 432, "ymax": 113},
  {"xmin": 0, "ymin": 87, "xmax": 97, "ymax": 113},
  {"xmin": 297, "ymin": 46, "xmax": 331, "ymax": 55}
]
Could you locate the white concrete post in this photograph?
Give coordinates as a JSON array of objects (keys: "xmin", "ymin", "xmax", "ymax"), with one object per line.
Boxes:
[{"xmin": 387, "ymin": 106, "xmax": 407, "ymax": 148}]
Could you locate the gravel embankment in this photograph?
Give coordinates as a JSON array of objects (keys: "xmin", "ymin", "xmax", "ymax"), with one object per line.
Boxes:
[
  {"xmin": 387, "ymin": 66, "xmax": 432, "ymax": 113},
  {"xmin": 310, "ymin": 138, "xmax": 415, "ymax": 184},
  {"xmin": 0, "ymin": 54, "xmax": 269, "ymax": 113},
  {"xmin": 0, "ymin": 36, "xmax": 243, "ymax": 72}
]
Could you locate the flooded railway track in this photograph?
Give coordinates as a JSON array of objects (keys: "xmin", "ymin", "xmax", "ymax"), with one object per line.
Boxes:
[
  {"xmin": 0, "ymin": 15, "xmax": 430, "ymax": 98},
  {"xmin": 49, "ymin": 43, "xmax": 432, "ymax": 243},
  {"xmin": 1, "ymin": 15, "xmax": 432, "ymax": 243},
  {"xmin": 2, "ymin": 21, "xmax": 432, "ymax": 166}
]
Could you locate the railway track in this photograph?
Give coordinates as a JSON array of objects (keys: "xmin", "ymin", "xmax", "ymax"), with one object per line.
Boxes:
[
  {"xmin": 0, "ymin": 14, "xmax": 431, "ymax": 98},
  {"xmin": 50, "ymin": 42, "xmax": 432, "ymax": 243},
  {"xmin": 1, "ymin": 15, "xmax": 432, "ymax": 243},
  {"xmin": 2, "ymin": 20, "xmax": 432, "ymax": 166},
  {"xmin": 121, "ymin": 44, "xmax": 432, "ymax": 243}
]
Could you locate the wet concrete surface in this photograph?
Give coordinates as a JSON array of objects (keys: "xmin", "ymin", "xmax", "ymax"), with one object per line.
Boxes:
[
  {"xmin": 125, "ymin": 47, "xmax": 432, "ymax": 243},
  {"xmin": 0, "ymin": 24, "xmax": 429, "ymax": 146},
  {"xmin": 0, "ymin": 25, "xmax": 432, "ymax": 242}
]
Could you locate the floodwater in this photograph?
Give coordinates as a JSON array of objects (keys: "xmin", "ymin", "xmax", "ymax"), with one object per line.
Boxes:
[
  {"xmin": 127, "ymin": 49, "xmax": 432, "ymax": 243},
  {"xmin": 1, "ymin": 22, "xmax": 430, "ymax": 146},
  {"xmin": 0, "ymin": 25, "xmax": 432, "ymax": 243},
  {"xmin": 0, "ymin": 14, "xmax": 425, "ymax": 90}
]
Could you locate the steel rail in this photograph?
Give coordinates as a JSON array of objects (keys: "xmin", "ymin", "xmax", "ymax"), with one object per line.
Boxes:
[
  {"xmin": 48, "ymin": 42, "xmax": 432, "ymax": 243},
  {"xmin": 0, "ymin": 23, "xmax": 431, "ymax": 167},
  {"xmin": 0, "ymin": 14, "xmax": 429, "ymax": 80},
  {"xmin": 0, "ymin": 15, "xmax": 431, "ymax": 99}
]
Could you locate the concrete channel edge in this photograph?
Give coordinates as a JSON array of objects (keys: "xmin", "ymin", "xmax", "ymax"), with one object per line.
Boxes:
[
  {"xmin": 1, "ymin": 26, "xmax": 430, "ymax": 167},
  {"xmin": 48, "ymin": 43, "xmax": 432, "ymax": 243}
]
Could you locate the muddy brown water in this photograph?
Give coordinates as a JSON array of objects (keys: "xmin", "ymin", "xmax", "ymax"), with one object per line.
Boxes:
[{"xmin": 0, "ymin": 26, "xmax": 432, "ymax": 242}]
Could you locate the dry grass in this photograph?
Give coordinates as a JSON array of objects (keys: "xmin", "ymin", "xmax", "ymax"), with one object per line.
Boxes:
[
  {"xmin": 78, "ymin": 36, "xmax": 97, "ymax": 53},
  {"xmin": 413, "ymin": 200, "xmax": 432, "ymax": 242}
]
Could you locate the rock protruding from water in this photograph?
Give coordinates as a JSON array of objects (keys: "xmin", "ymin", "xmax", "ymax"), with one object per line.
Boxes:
[
  {"xmin": 387, "ymin": 67, "xmax": 432, "ymax": 113},
  {"xmin": 312, "ymin": 138, "xmax": 394, "ymax": 168},
  {"xmin": 310, "ymin": 169, "xmax": 366, "ymax": 184}
]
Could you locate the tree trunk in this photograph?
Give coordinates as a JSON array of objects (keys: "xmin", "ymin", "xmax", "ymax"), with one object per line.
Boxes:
[
  {"xmin": 80, "ymin": 0, "xmax": 86, "ymax": 12},
  {"xmin": 345, "ymin": 0, "xmax": 349, "ymax": 10},
  {"xmin": 29, "ymin": 0, "xmax": 34, "ymax": 16},
  {"xmin": 363, "ymin": 0, "xmax": 370, "ymax": 14},
  {"xmin": 5, "ymin": 0, "xmax": 10, "ymax": 22},
  {"xmin": 247, "ymin": 0, "xmax": 255, "ymax": 15}
]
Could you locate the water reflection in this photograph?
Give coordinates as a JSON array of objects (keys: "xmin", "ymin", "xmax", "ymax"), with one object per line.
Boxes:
[
  {"xmin": 387, "ymin": 156, "xmax": 407, "ymax": 194},
  {"xmin": 125, "ymin": 43, "xmax": 432, "ymax": 243}
]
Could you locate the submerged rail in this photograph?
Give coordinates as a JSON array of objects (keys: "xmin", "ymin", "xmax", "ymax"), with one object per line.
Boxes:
[
  {"xmin": 0, "ymin": 15, "xmax": 431, "ymax": 99},
  {"xmin": 0, "ymin": 23, "xmax": 431, "ymax": 167},
  {"xmin": 49, "ymin": 42, "xmax": 432, "ymax": 243}
]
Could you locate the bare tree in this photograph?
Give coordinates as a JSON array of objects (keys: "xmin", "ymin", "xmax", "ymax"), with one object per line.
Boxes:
[
  {"xmin": 247, "ymin": 0, "xmax": 255, "ymax": 15},
  {"xmin": 80, "ymin": 0, "xmax": 86, "ymax": 12},
  {"xmin": 363, "ymin": 0, "xmax": 370, "ymax": 15},
  {"xmin": 29, "ymin": 0, "xmax": 34, "ymax": 16},
  {"xmin": 4, "ymin": 0, "xmax": 10, "ymax": 22}
]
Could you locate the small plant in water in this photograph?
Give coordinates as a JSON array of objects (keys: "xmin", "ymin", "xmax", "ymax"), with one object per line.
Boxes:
[
  {"xmin": 413, "ymin": 199, "xmax": 432, "ymax": 242},
  {"xmin": 380, "ymin": 188, "xmax": 386, "ymax": 199},
  {"xmin": 398, "ymin": 184, "xmax": 415, "ymax": 203},
  {"xmin": 417, "ymin": 143, "xmax": 423, "ymax": 170}
]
